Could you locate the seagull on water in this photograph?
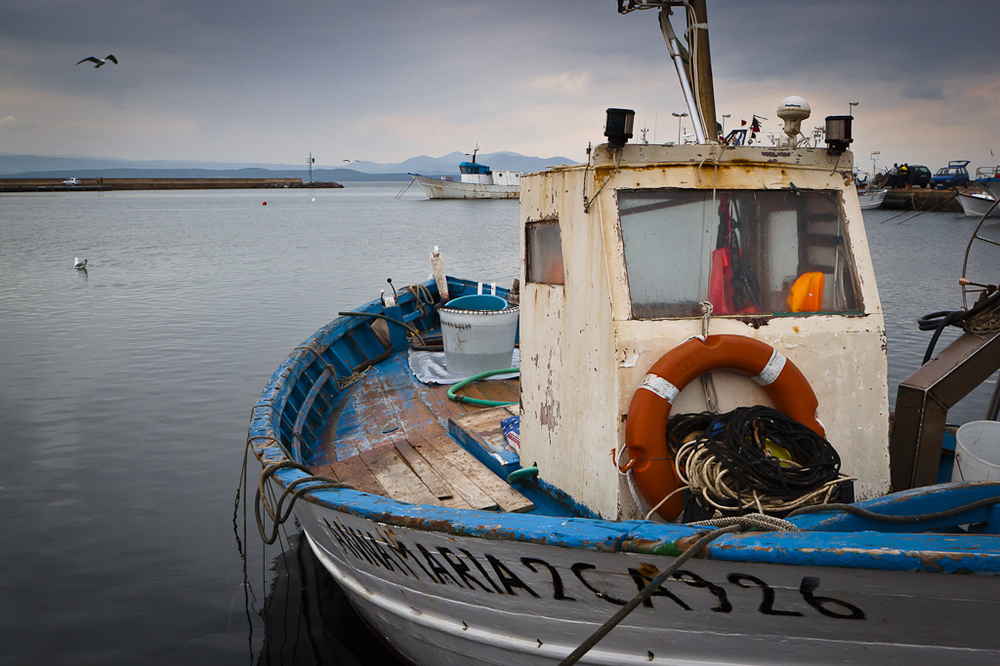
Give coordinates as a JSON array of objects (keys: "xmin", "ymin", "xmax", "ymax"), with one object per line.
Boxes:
[
  {"xmin": 74, "ymin": 257, "xmax": 88, "ymax": 269},
  {"xmin": 77, "ymin": 55, "xmax": 118, "ymax": 68}
]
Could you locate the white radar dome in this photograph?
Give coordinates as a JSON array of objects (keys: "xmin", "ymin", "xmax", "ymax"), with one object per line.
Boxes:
[{"xmin": 777, "ymin": 95, "xmax": 811, "ymax": 138}]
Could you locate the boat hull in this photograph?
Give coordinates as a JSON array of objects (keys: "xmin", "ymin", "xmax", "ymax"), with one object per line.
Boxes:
[
  {"xmin": 858, "ymin": 188, "xmax": 887, "ymax": 210},
  {"xmin": 411, "ymin": 174, "xmax": 519, "ymax": 199},
  {"xmin": 294, "ymin": 498, "xmax": 1000, "ymax": 665},
  {"xmin": 958, "ymin": 191, "xmax": 1000, "ymax": 217}
]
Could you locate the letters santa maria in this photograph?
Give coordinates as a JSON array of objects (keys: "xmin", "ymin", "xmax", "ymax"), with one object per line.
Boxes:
[{"xmin": 245, "ymin": 2, "xmax": 1000, "ymax": 665}]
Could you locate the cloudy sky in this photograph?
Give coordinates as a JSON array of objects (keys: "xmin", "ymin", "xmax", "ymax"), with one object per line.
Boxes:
[{"xmin": 2, "ymin": 0, "xmax": 998, "ymax": 172}]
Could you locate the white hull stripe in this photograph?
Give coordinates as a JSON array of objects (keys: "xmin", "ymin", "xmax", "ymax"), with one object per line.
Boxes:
[
  {"xmin": 752, "ymin": 349, "xmax": 787, "ymax": 386},
  {"xmin": 640, "ymin": 374, "xmax": 679, "ymax": 402}
]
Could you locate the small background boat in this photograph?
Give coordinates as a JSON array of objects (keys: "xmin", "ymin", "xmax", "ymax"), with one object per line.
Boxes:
[
  {"xmin": 410, "ymin": 147, "xmax": 520, "ymax": 199},
  {"xmin": 858, "ymin": 187, "xmax": 887, "ymax": 210},
  {"xmin": 958, "ymin": 187, "xmax": 1000, "ymax": 217}
]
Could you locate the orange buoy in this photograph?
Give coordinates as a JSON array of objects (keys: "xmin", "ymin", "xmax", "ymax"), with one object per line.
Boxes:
[{"xmin": 623, "ymin": 334, "xmax": 822, "ymax": 520}]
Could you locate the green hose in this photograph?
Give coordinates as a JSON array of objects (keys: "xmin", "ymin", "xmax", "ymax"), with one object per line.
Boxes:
[{"xmin": 447, "ymin": 368, "xmax": 520, "ymax": 406}]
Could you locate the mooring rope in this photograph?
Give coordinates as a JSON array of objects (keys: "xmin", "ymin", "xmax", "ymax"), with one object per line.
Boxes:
[
  {"xmin": 687, "ymin": 512, "xmax": 799, "ymax": 532},
  {"xmin": 558, "ymin": 524, "xmax": 741, "ymax": 666},
  {"xmin": 253, "ymin": 457, "xmax": 354, "ymax": 545}
]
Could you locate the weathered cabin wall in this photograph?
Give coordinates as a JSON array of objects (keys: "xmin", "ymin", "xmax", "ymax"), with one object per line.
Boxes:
[{"xmin": 519, "ymin": 169, "xmax": 623, "ymax": 519}]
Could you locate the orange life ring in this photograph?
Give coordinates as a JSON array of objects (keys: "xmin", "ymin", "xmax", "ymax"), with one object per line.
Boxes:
[{"xmin": 623, "ymin": 334, "xmax": 823, "ymax": 520}]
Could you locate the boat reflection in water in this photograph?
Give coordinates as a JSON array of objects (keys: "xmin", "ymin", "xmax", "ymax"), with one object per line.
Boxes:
[{"xmin": 248, "ymin": 529, "xmax": 403, "ymax": 665}]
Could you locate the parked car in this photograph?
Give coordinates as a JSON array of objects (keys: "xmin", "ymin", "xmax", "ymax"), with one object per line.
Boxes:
[
  {"xmin": 881, "ymin": 164, "xmax": 930, "ymax": 188},
  {"xmin": 931, "ymin": 160, "xmax": 971, "ymax": 189},
  {"xmin": 896, "ymin": 164, "xmax": 931, "ymax": 188}
]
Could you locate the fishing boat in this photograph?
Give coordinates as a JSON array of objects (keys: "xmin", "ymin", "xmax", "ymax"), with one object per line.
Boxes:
[
  {"xmin": 409, "ymin": 147, "xmax": 520, "ymax": 199},
  {"xmin": 971, "ymin": 167, "xmax": 1000, "ymax": 201},
  {"xmin": 248, "ymin": 2, "xmax": 1000, "ymax": 664},
  {"xmin": 858, "ymin": 187, "xmax": 886, "ymax": 209},
  {"xmin": 958, "ymin": 187, "xmax": 1000, "ymax": 218}
]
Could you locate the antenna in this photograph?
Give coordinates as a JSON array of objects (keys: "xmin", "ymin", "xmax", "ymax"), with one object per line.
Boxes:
[{"xmin": 618, "ymin": 1, "xmax": 716, "ymax": 144}]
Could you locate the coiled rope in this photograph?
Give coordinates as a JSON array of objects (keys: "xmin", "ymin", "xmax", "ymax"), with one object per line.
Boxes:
[{"xmin": 669, "ymin": 406, "xmax": 849, "ymax": 517}]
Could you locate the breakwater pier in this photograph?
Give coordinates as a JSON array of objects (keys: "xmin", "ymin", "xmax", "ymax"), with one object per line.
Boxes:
[
  {"xmin": 0, "ymin": 177, "xmax": 343, "ymax": 192},
  {"xmin": 882, "ymin": 188, "xmax": 962, "ymax": 212}
]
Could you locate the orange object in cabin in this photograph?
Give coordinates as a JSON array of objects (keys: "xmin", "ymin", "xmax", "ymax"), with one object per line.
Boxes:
[{"xmin": 787, "ymin": 272, "xmax": 824, "ymax": 312}]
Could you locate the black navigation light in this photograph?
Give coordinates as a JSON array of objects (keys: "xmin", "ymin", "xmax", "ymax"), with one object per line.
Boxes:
[
  {"xmin": 605, "ymin": 108, "xmax": 635, "ymax": 147},
  {"xmin": 825, "ymin": 115, "xmax": 853, "ymax": 154}
]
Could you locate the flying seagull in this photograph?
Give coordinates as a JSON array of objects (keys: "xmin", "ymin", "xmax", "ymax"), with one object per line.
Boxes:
[
  {"xmin": 74, "ymin": 257, "xmax": 88, "ymax": 269},
  {"xmin": 77, "ymin": 55, "xmax": 118, "ymax": 68}
]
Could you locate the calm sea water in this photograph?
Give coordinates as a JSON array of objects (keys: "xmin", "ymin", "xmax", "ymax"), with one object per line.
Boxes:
[{"xmin": 0, "ymin": 184, "xmax": 996, "ymax": 665}]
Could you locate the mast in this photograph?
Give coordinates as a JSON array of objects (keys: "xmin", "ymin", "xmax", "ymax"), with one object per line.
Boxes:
[
  {"xmin": 619, "ymin": 1, "xmax": 718, "ymax": 143},
  {"xmin": 689, "ymin": 0, "xmax": 718, "ymax": 140}
]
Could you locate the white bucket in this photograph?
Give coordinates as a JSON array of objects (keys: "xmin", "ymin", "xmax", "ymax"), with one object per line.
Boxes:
[
  {"xmin": 439, "ymin": 294, "xmax": 519, "ymax": 377},
  {"xmin": 951, "ymin": 420, "xmax": 1000, "ymax": 482}
]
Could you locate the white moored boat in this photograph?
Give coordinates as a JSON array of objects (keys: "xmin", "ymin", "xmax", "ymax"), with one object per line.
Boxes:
[
  {"xmin": 858, "ymin": 187, "xmax": 887, "ymax": 210},
  {"xmin": 410, "ymin": 147, "xmax": 520, "ymax": 199},
  {"xmin": 958, "ymin": 188, "xmax": 1000, "ymax": 218},
  {"xmin": 247, "ymin": 2, "xmax": 1000, "ymax": 664}
]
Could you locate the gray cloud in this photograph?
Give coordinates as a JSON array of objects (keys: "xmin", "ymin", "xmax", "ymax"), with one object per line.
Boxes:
[{"xmin": 1, "ymin": 0, "xmax": 997, "ymax": 169}]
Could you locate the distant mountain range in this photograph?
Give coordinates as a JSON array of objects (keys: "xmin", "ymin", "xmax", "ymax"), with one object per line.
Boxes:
[{"xmin": 0, "ymin": 151, "xmax": 579, "ymax": 181}]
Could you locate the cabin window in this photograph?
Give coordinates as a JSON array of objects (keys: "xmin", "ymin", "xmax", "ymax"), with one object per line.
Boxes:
[
  {"xmin": 618, "ymin": 188, "xmax": 861, "ymax": 318},
  {"xmin": 525, "ymin": 219, "xmax": 565, "ymax": 285}
]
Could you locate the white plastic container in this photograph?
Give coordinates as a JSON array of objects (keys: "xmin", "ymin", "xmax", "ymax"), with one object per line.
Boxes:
[
  {"xmin": 439, "ymin": 294, "xmax": 519, "ymax": 377},
  {"xmin": 951, "ymin": 420, "xmax": 1000, "ymax": 482}
]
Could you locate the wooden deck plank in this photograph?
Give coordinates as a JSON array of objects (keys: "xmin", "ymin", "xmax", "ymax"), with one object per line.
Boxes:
[
  {"xmin": 407, "ymin": 428, "xmax": 499, "ymax": 510},
  {"xmin": 312, "ymin": 457, "xmax": 385, "ymax": 496},
  {"xmin": 414, "ymin": 381, "xmax": 471, "ymax": 421},
  {"xmin": 314, "ymin": 351, "xmax": 529, "ymax": 513},
  {"xmin": 337, "ymin": 368, "xmax": 395, "ymax": 450},
  {"xmin": 392, "ymin": 439, "xmax": 454, "ymax": 500},
  {"xmin": 452, "ymin": 405, "xmax": 517, "ymax": 442},
  {"xmin": 438, "ymin": 492, "xmax": 474, "ymax": 511},
  {"xmin": 465, "ymin": 377, "xmax": 520, "ymax": 403},
  {"xmin": 418, "ymin": 425, "xmax": 534, "ymax": 513},
  {"xmin": 351, "ymin": 354, "xmax": 448, "ymax": 443},
  {"xmin": 450, "ymin": 405, "xmax": 519, "ymax": 462},
  {"xmin": 360, "ymin": 444, "xmax": 441, "ymax": 506}
]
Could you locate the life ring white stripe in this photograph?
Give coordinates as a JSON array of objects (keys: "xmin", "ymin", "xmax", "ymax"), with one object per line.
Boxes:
[
  {"xmin": 640, "ymin": 374, "xmax": 679, "ymax": 403},
  {"xmin": 752, "ymin": 349, "xmax": 786, "ymax": 386}
]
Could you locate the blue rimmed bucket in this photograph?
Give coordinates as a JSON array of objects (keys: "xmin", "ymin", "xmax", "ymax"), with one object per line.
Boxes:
[{"xmin": 439, "ymin": 295, "xmax": 518, "ymax": 376}]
